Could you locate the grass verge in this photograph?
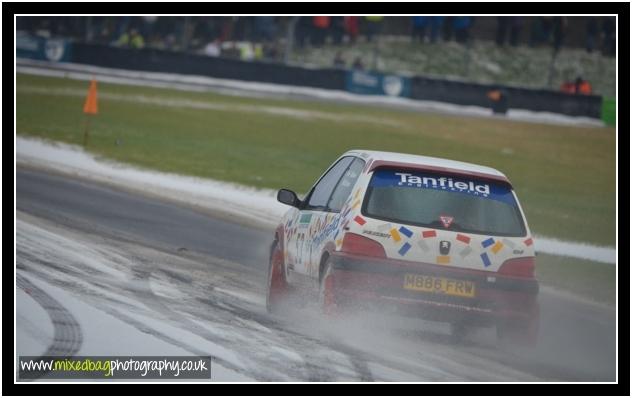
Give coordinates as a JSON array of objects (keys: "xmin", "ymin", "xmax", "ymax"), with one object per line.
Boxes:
[
  {"xmin": 537, "ymin": 253, "xmax": 615, "ymax": 305},
  {"xmin": 16, "ymin": 73, "xmax": 615, "ymax": 246}
]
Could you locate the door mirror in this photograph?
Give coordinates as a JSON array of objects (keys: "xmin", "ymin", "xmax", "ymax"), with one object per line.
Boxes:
[{"xmin": 277, "ymin": 189, "xmax": 301, "ymax": 208}]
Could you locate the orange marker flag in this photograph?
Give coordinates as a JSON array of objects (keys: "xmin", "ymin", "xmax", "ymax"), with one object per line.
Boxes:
[{"xmin": 83, "ymin": 79, "xmax": 98, "ymax": 115}]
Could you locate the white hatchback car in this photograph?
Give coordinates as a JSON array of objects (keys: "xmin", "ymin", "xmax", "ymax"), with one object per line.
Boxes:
[{"xmin": 267, "ymin": 150, "xmax": 539, "ymax": 343}]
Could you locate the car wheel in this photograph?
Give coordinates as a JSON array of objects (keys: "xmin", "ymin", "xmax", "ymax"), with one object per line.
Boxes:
[
  {"xmin": 318, "ymin": 261, "xmax": 337, "ymax": 316},
  {"xmin": 266, "ymin": 240, "xmax": 288, "ymax": 314}
]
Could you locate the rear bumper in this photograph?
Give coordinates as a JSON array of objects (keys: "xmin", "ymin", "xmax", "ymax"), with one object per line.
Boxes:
[{"xmin": 328, "ymin": 252, "xmax": 539, "ymax": 325}]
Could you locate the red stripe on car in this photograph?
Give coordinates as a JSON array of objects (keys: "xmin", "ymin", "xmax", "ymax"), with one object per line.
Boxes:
[
  {"xmin": 456, "ymin": 234, "xmax": 471, "ymax": 244},
  {"xmin": 422, "ymin": 230, "xmax": 436, "ymax": 238},
  {"xmin": 354, "ymin": 215, "xmax": 366, "ymax": 225}
]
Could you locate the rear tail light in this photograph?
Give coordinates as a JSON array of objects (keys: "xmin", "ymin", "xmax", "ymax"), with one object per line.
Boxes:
[
  {"xmin": 498, "ymin": 257, "xmax": 535, "ymax": 278},
  {"xmin": 340, "ymin": 233, "xmax": 387, "ymax": 258}
]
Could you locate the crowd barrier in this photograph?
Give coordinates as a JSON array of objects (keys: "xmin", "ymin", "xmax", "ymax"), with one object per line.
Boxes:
[{"xmin": 18, "ymin": 39, "xmax": 602, "ymax": 119}]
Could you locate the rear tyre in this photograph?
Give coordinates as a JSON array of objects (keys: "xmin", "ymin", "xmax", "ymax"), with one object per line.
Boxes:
[{"xmin": 266, "ymin": 240, "xmax": 288, "ymax": 314}]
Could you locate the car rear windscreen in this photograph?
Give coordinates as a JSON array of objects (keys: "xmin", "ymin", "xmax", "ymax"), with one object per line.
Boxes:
[{"xmin": 364, "ymin": 169, "xmax": 526, "ymax": 236}]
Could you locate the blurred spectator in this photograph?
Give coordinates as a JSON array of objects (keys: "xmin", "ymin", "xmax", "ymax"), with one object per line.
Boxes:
[
  {"xmin": 411, "ymin": 16, "xmax": 429, "ymax": 43},
  {"xmin": 453, "ymin": 16, "xmax": 473, "ymax": 44},
  {"xmin": 84, "ymin": 16, "xmax": 100, "ymax": 42},
  {"xmin": 192, "ymin": 16, "xmax": 220, "ymax": 45},
  {"xmin": 496, "ymin": 17, "xmax": 509, "ymax": 46},
  {"xmin": 352, "ymin": 56, "xmax": 364, "ymax": 70},
  {"xmin": 254, "ymin": 16, "xmax": 277, "ymax": 41},
  {"xmin": 330, "ymin": 16, "xmax": 345, "ymax": 45},
  {"xmin": 220, "ymin": 41, "xmax": 240, "ymax": 58},
  {"xmin": 560, "ymin": 76, "xmax": 592, "ymax": 94},
  {"xmin": 253, "ymin": 43, "xmax": 264, "ymax": 60},
  {"xmin": 152, "ymin": 16, "xmax": 179, "ymax": 48},
  {"xmin": 14, "ymin": 16, "xmax": 618, "ymax": 61},
  {"xmin": 428, "ymin": 17, "xmax": 444, "ymax": 43},
  {"xmin": 201, "ymin": 39, "xmax": 221, "ymax": 57},
  {"xmin": 541, "ymin": 16, "xmax": 553, "ymax": 44},
  {"xmin": 115, "ymin": 27, "xmax": 145, "ymax": 49},
  {"xmin": 129, "ymin": 29, "xmax": 145, "ymax": 49},
  {"xmin": 412, "ymin": 16, "xmax": 444, "ymax": 44},
  {"xmin": 333, "ymin": 51, "xmax": 345, "ymax": 67},
  {"xmin": 529, "ymin": 16, "xmax": 552, "ymax": 47},
  {"xmin": 364, "ymin": 15, "xmax": 384, "ymax": 42},
  {"xmin": 114, "ymin": 16, "xmax": 132, "ymax": 41},
  {"xmin": 488, "ymin": 89, "xmax": 508, "ymax": 114},
  {"xmin": 509, "ymin": 17, "xmax": 523, "ymax": 46},
  {"xmin": 443, "ymin": 16, "xmax": 454, "ymax": 41},
  {"xmin": 601, "ymin": 17, "xmax": 615, "ymax": 57},
  {"xmin": 140, "ymin": 16, "xmax": 158, "ymax": 42},
  {"xmin": 263, "ymin": 41, "xmax": 281, "ymax": 60},
  {"xmin": 576, "ymin": 77, "xmax": 593, "ymax": 94},
  {"xmin": 344, "ymin": 16, "xmax": 359, "ymax": 44},
  {"xmin": 238, "ymin": 42, "xmax": 255, "ymax": 60},
  {"xmin": 585, "ymin": 17, "xmax": 599, "ymax": 53},
  {"xmin": 498, "ymin": 16, "xmax": 523, "ymax": 47},
  {"xmin": 312, "ymin": 16, "xmax": 331, "ymax": 46},
  {"xmin": 552, "ymin": 16, "xmax": 567, "ymax": 53},
  {"xmin": 295, "ymin": 16, "xmax": 313, "ymax": 48},
  {"xmin": 233, "ymin": 16, "xmax": 253, "ymax": 41}
]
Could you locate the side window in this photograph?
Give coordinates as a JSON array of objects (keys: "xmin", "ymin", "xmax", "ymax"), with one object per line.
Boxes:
[
  {"xmin": 327, "ymin": 158, "xmax": 365, "ymax": 212},
  {"xmin": 307, "ymin": 157, "xmax": 354, "ymax": 209}
]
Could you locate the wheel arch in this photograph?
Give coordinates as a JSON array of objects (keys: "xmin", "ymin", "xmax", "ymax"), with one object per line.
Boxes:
[
  {"xmin": 318, "ymin": 242, "xmax": 336, "ymax": 283},
  {"xmin": 271, "ymin": 223, "xmax": 285, "ymax": 262}
]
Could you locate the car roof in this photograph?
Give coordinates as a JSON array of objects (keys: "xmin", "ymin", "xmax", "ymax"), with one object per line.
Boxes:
[{"xmin": 344, "ymin": 149, "xmax": 511, "ymax": 184}]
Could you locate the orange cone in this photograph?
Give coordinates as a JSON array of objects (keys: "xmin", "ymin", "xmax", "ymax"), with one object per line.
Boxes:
[{"xmin": 83, "ymin": 79, "xmax": 98, "ymax": 115}]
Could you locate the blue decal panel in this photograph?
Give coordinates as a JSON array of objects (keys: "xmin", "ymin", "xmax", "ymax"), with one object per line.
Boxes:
[{"xmin": 370, "ymin": 169, "xmax": 516, "ymax": 205}]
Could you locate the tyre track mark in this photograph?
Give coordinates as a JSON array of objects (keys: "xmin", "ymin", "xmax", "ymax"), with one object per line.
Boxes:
[{"xmin": 17, "ymin": 274, "xmax": 83, "ymax": 380}]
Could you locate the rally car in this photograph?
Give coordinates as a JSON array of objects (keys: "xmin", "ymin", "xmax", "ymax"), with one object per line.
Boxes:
[{"xmin": 266, "ymin": 150, "xmax": 539, "ymax": 344}]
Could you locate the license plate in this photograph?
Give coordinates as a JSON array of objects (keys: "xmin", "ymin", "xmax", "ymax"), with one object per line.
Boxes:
[{"xmin": 403, "ymin": 274, "xmax": 476, "ymax": 298}]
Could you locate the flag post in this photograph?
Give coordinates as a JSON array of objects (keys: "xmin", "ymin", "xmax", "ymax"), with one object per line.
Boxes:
[
  {"xmin": 82, "ymin": 78, "xmax": 98, "ymax": 146},
  {"xmin": 83, "ymin": 116, "xmax": 92, "ymax": 146}
]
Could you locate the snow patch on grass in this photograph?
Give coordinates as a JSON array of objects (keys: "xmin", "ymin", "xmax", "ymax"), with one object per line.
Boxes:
[{"xmin": 16, "ymin": 135, "xmax": 615, "ymax": 264}]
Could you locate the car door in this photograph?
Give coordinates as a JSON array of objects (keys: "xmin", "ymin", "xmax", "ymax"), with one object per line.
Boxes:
[
  {"xmin": 306, "ymin": 157, "xmax": 366, "ymax": 277},
  {"xmin": 289, "ymin": 156, "xmax": 354, "ymax": 277}
]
